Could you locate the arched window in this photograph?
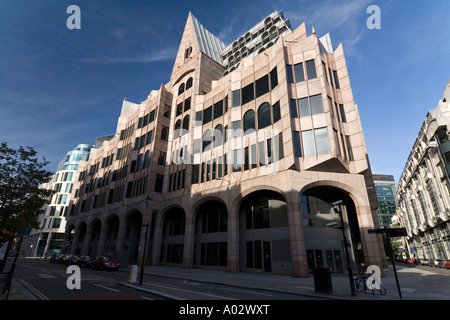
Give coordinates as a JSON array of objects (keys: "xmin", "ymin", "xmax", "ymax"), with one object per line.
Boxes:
[
  {"xmin": 137, "ymin": 153, "xmax": 143, "ymax": 171},
  {"xmin": 257, "ymin": 102, "xmax": 271, "ymax": 130},
  {"xmin": 174, "ymin": 119, "xmax": 182, "ymax": 139},
  {"xmin": 243, "ymin": 110, "xmax": 255, "ymax": 134},
  {"xmin": 213, "ymin": 124, "xmax": 223, "ymax": 147},
  {"xmin": 178, "ymin": 83, "xmax": 185, "ymax": 95},
  {"xmin": 161, "ymin": 127, "xmax": 169, "ymax": 141},
  {"xmin": 143, "ymin": 151, "xmax": 150, "ymax": 169},
  {"xmin": 182, "ymin": 115, "xmax": 190, "ymax": 135},
  {"xmin": 186, "ymin": 77, "xmax": 193, "ymax": 90},
  {"xmin": 202, "ymin": 129, "xmax": 212, "ymax": 152}
]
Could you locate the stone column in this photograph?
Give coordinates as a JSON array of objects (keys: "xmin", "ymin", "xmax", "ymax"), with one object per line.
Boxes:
[
  {"xmin": 183, "ymin": 212, "xmax": 195, "ymax": 268},
  {"xmin": 150, "ymin": 214, "xmax": 164, "ymax": 265},
  {"xmin": 227, "ymin": 209, "xmax": 239, "ymax": 273}
]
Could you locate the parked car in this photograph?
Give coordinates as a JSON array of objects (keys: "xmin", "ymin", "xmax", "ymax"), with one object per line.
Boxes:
[
  {"xmin": 433, "ymin": 259, "xmax": 444, "ymax": 267},
  {"xmin": 405, "ymin": 259, "xmax": 414, "ymax": 264},
  {"xmin": 419, "ymin": 258, "xmax": 431, "ymax": 266},
  {"xmin": 443, "ymin": 260, "xmax": 450, "ymax": 269},
  {"xmin": 91, "ymin": 256, "xmax": 119, "ymax": 271},
  {"xmin": 76, "ymin": 255, "xmax": 92, "ymax": 268},
  {"xmin": 57, "ymin": 254, "xmax": 68, "ymax": 264},
  {"xmin": 49, "ymin": 253, "xmax": 60, "ymax": 263},
  {"xmin": 64, "ymin": 254, "xmax": 79, "ymax": 266}
]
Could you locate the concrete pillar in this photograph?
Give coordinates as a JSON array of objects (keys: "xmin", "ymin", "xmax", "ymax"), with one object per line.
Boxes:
[
  {"xmin": 286, "ymin": 195, "xmax": 308, "ymax": 277},
  {"xmin": 150, "ymin": 213, "xmax": 164, "ymax": 265},
  {"xmin": 183, "ymin": 212, "xmax": 195, "ymax": 268},
  {"xmin": 227, "ymin": 209, "xmax": 239, "ymax": 272}
]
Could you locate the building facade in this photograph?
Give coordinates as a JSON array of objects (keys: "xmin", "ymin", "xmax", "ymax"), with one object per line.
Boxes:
[
  {"xmin": 64, "ymin": 11, "xmax": 385, "ymax": 276},
  {"xmin": 373, "ymin": 174, "xmax": 398, "ymax": 227},
  {"xmin": 397, "ymin": 80, "xmax": 450, "ymax": 261},
  {"xmin": 21, "ymin": 144, "xmax": 92, "ymax": 257}
]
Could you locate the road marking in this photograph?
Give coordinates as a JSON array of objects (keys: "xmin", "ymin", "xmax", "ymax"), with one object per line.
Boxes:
[
  {"xmin": 220, "ymin": 287, "xmax": 274, "ymax": 297},
  {"xmin": 37, "ymin": 273, "xmax": 57, "ymax": 279},
  {"xmin": 141, "ymin": 296, "xmax": 154, "ymax": 300},
  {"xmin": 17, "ymin": 279, "xmax": 50, "ymax": 300},
  {"xmin": 143, "ymin": 282, "xmax": 235, "ymax": 300},
  {"xmin": 94, "ymin": 283, "xmax": 119, "ymax": 292}
]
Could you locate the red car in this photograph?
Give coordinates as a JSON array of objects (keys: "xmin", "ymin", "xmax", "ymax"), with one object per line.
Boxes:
[
  {"xmin": 91, "ymin": 256, "xmax": 120, "ymax": 271},
  {"xmin": 443, "ymin": 260, "xmax": 450, "ymax": 269}
]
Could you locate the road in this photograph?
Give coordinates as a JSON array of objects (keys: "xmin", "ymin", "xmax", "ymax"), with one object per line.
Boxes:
[{"xmin": 5, "ymin": 258, "xmax": 306, "ymax": 300}]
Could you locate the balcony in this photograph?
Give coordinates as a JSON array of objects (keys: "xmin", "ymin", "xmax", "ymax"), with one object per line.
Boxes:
[{"xmin": 439, "ymin": 140, "xmax": 450, "ymax": 154}]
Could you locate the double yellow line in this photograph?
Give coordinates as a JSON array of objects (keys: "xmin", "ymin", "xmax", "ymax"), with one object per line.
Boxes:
[{"xmin": 17, "ymin": 279, "xmax": 50, "ymax": 300}]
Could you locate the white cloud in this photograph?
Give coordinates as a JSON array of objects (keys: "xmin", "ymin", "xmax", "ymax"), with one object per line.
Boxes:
[{"xmin": 78, "ymin": 47, "xmax": 178, "ymax": 64}]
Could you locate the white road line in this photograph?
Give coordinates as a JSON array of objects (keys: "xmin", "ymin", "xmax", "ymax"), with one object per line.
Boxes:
[
  {"xmin": 141, "ymin": 296, "xmax": 154, "ymax": 300},
  {"xmin": 94, "ymin": 284, "xmax": 119, "ymax": 292},
  {"xmin": 144, "ymin": 282, "xmax": 235, "ymax": 300}
]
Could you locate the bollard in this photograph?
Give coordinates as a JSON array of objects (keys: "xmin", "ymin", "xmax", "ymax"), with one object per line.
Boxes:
[{"xmin": 128, "ymin": 265, "xmax": 138, "ymax": 284}]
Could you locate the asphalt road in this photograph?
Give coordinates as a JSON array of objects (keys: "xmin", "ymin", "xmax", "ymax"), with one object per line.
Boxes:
[{"xmin": 5, "ymin": 258, "xmax": 306, "ymax": 300}]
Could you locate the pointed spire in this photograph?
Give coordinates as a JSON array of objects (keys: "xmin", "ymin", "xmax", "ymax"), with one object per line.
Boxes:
[{"xmin": 312, "ymin": 26, "xmax": 316, "ymax": 34}]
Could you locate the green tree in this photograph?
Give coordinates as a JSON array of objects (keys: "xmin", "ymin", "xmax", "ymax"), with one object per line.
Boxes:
[{"xmin": 0, "ymin": 142, "xmax": 54, "ymax": 243}]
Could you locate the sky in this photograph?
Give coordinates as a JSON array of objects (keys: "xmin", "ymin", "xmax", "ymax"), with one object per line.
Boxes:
[{"xmin": 1, "ymin": 0, "xmax": 449, "ymax": 182}]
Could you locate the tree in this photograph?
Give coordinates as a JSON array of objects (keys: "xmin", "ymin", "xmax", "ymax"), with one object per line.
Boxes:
[{"xmin": 0, "ymin": 142, "xmax": 54, "ymax": 243}]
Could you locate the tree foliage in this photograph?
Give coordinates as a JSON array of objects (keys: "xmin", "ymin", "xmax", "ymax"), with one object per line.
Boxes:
[{"xmin": 0, "ymin": 142, "xmax": 54, "ymax": 242}]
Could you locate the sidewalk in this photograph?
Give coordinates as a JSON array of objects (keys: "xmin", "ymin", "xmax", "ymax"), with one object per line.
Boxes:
[{"xmin": 126, "ymin": 263, "xmax": 450, "ymax": 300}]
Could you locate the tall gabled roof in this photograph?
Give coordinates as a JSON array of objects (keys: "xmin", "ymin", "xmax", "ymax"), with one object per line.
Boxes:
[{"xmin": 190, "ymin": 13, "xmax": 226, "ymax": 65}]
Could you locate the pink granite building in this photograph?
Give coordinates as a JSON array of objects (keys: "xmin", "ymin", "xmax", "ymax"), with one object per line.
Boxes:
[{"xmin": 64, "ymin": 11, "xmax": 386, "ymax": 277}]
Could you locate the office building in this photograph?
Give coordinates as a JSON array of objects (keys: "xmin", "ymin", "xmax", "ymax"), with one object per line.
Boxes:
[
  {"xmin": 373, "ymin": 174, "xmax": 398, "ymax": 227},
  {"xmin": 64, "ymin": 11, "xmax": 385, "ymax": 276}
]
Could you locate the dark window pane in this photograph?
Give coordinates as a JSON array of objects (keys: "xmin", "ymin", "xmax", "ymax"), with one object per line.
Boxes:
[
  {"xmin": 195, "ymin": 111, "xmax": 202, "ymax": 126},
  {"xmin": 186, "ymin": 77, "xmax": 193, "ymax": 90},
  {"xmin": 232, "ymin": 90, "xmax": 241, "ymax": 107},
  {"xmin": 333, "ymin": 70, "xmax": 340, "ymax": 89},
  {"xmin": 176, "ymin": 103, "xmax": 183, "ymax": 116},
  {"xmin": 184, "ymin": 97, "xmax": 191, "ymax": 111},
  {"xmin": 213, "ymin": 100, "xmax": 223, "ymax": 119},
  {"xmin": 258, "ymin": 141, "xmax": 265, "ymax": 165},
  {"xmin": 339, "ymin": 104, "xmax": 346, "ymax": 122},
  {"xmin": 290, "ymin": 99, "xmax": 298, "ymax": 118},
  {"xmin": 286, "ymin": 64, "xmax": 294, "ymax": 84},
  {"xmin": 270, "ymin": 67, "xmax": 278, "ymax": 89},
  {"xmin": 203, "ymin": 130, "xmax": 212, "ymax": 151},
  {"xmin": 309, "ymin": 94, "xmax": 324, "ymax": 115},
  {"xmin": 257, "ymin": 102, "xmax": 271, "ymax": 129},
  {"xmin": 203, "ymin": 106, "xmax": 212, "ymax": 125},
  {"xmin": 298, "ymin": 97, "xmax": 310, "ymax": 117},
  {"xmin": 242, "ymin": 83, "xmax": 254, "ymax": 105},
  {"xmin": 315, "ymin": 127, "xmax": 330, "ymax": 155},
  {"xmin": 272, "ymin": 101, "xmax": 281, "ymax": 123},
  {"xmin": 243, "ymin": 110, "xmax": 255, "ymax": 134},
  {"xmin": 213, "ymin": 125, "xmax": 223, "ymax": 147},
  {"xmin": 255, "ymin": 75, "xmax": 269, "ymax": 98},
  {"xmin": 305, "ymin": 59, "xmax": 317, "ymax": 80},
  {"xmin": 294, "ymin": 62, "xmax": 305, "ymax": 83}
]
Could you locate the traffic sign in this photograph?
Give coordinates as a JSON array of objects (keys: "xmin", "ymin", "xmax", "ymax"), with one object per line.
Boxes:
[{"xmin": 368, "ymin": 227, "xmax": 407, "ymax": 237}]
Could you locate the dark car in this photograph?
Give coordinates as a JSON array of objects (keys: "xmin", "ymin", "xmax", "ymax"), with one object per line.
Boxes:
[
  {"xmin": 64, "ymin": 254, "xmax": 79, "ymax": 266},
  {"xmin": 76, "ymin": 255, "xmax": 92, "ymax": 268},
  {"xmin": 49, "ymin": 253, "xmax": 60, "ymax": 263},
  {"xmin": 57, "ymin": 254, "xmax": 68, "ymax": 264},
  {"xmin": 91, "ymin": 256, "xmax": 120, "ymax": 271},
  {"xmin": 419, "ymin": 258, "xmax": 431, "ymax": 266}
]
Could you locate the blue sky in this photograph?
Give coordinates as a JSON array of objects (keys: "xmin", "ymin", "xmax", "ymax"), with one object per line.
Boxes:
[{"xmin": 1, "ymin": 0, "xmax": 449, "ymax": 182}]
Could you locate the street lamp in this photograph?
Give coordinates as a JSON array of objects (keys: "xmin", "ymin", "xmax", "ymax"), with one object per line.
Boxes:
[
  {"xmin": 331, "ymin": 200, "xmax": 356, "ymax": 296},
  {"xmin": 139, "ymin": 224, "xmax": 149, "ymax": 285}
]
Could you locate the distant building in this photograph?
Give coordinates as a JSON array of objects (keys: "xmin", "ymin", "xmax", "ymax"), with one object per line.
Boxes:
[
  {"xmin": 397, "ymin": 80, "xmax": 450, "ymax": 261},
  {"xmin": 63, "ymin": 11, "xmax": 385, "ymax": 276},
  {"xmin": 21, "ymin": 144, "xmax": 92, "ymax": 257},
  {"xmin": 373, "ymin": 174, "xmax": 398, "ymax": 227}
]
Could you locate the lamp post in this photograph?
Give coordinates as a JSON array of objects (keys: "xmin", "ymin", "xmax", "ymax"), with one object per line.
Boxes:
[
  {"xmin": 139, "ymin": 224, "xmax": 149, "ymax": 285},
  {"xmin": 332, "ymin": 200, "xmax": 356, "ymax": 296}
]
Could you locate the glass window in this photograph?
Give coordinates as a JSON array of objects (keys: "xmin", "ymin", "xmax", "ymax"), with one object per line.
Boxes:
[
  {"xmin": 298, "ymin": 97, "xmax": 310, "ymax": 117},
  {"xmin": 315, "ymin": 127, "xmax": 331, "ymax": 155},
  {"xmin": 195, "ymin": 111, "xmax": 202, "ymax": 126},
  {"xmin": 305, "ymin": 59, "xmax": 317, "ymax": 80},
  {"xmin": 270, "ymin": 67, "xmax": 278, "ymax": 89},
  {"xmin": 309, "ymin": 94, "xmax": 324, "ymax": 115},
  {"xmin": 174, "ymin": 120, "xmax": 181, "ymax": 139},
  {"xmin": 257, "ymin": 102, "xmax": 271, "ymax": 129},
  {"xmin": 286, "ymin": 64, "xmax": 294, "ymax": 83},
  {"xmin": 242, "ymin": 83, "xmax": 254, "ymax": 105},
  {"xmin": 161, "ymin": 127, "xmax": 168, "ymax": 141},
  {"xmin": 293, "ymin": 62, "xmax": 305, "ymax": 83},
  {"xmin": 182, "ymin": 115, "xmax": 190, "ymax": 134},
  {"xmin": 302, "ymin": 130, "xmax": 315, "ymax": 157},
  {"xmin": 276, "ymin": 133, "xmax": 284, "ymax": 160},
  {"xmin": 203, "ymin": 130, "xmax": 212, "ymax": 152},
  {"xmin": 213, "ymin": 100, "xmax": 223, "ymax": 119},
  {"xmin": 232, "ymin": 149, "xmax": 242, "ymax": 172},
  {"xmin": 243, "ymin": 110, "xmax": 255, "ymax": 134},
  {"xmin": 143, "ymin": 151, "xmax": 150, "ymax": 169},
  {"xmin": 213, "ymin": 125, "xmax": 223, "ymax": 147},
  {"xmin": 255, "ymin": 75, "xmax": 269, "ymax": 98},
  {"xmin": 203, "ymin": 106, "xmax": 212, "ymax": 125},
  {"xmin": 191, "ymin": 164, "xmax": 199, "ymax": 184},
  {"xmin": 272, "ymin": 101, "xmax": 281, "ymax": 123},
  {"xmin": 293, "ymin": 131, "xmax": 302, "ymax": 157},
  {"xmin": 333, "ymin": 70, "xmax": 340, "ymax": 89},
  {"xmin": 186, "ymin": 77, "xmax": 193, "ymax": 90},
  {"xmin": 184, "ymin": 97, "xmax": 191, "ymax": 112},
  {"xmin": 176, "ymin": 103, "xmax": 183, "ymax": 116},
  {"xmin": 345, "ymin": 135, "xmax": 354, "ymax": 161},
  {"xmin": 232, "ymin": 90, "xmax": 241, "ymax": 107},
  {"xmin": 339, "ymin": 104, "xmax": 346, "ymax": 122},
  {"xmin": 178, "ymin": 83, "xmax": 185, "ymax": 95},
  {"xmin": 258, "ymin": 141, "xmax": 265, "ymax": 165},
  {"xmin": 290, "ymin": 99, "xmax": 298, "ymax": 118},
  {"xmin": 250, "ymin": 144, "xmax": 257, "ymax": 168}
]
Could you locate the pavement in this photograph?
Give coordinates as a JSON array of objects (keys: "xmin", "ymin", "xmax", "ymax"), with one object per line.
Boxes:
[{"xmin": 2, "ymin": 261, "xmax": 449, "ymax": 301}]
